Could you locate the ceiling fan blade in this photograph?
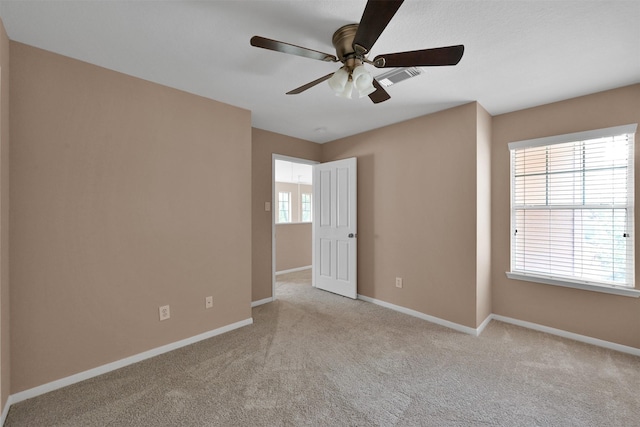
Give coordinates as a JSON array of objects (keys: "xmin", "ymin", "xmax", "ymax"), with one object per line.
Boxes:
[
  {"xmin": 373, "ymin": 45, "xmax": 464, "ymax": 68},
  {"xmin": 353, "ymin": 0, "xmax": 404, "ymax": 55},
  {"xmin": 368, "ymin": 79, "xmax": 391, "ymax": 104},
  {"xmin": 286, "ymin": 72, "xmax": 335, "ymax": 95},
  {"xmin": 250, "ymin": 36, "xmax": 338, "ymax": 62}
]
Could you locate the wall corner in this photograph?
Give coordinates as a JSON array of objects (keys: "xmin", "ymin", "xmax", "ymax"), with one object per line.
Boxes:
[
  {"xmin": 475, "ymin": 103, "xmax": 492, "ymax": 326},
  {"xmin": 0, "ymin": 15, "xmax": 10, "ymax": 421}
]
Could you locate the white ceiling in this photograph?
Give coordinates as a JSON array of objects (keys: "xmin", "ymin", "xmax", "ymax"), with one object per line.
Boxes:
[
  {"xmin": 0, "ymin": 1, "xmax": 638, "ymax": 144},
  {"xmin": 275, "ymin": 159, "xmax": 313, "ymax": 184}
]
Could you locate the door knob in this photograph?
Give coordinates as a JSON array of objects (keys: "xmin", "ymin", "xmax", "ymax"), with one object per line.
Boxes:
[{"xmin": 348, "ymin": 233, "xmax": 357, "ymax": 238}]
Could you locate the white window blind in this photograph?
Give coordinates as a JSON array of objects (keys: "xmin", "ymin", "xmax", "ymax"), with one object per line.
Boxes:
[{"xmin": 509, "ymin": 124, "xmax": 636, "ymax": 289}]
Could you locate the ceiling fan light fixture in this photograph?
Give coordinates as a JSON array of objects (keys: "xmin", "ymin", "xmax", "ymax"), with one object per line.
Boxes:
[
  {"xmin": 250, "ymin": 0, "xmax": 465, "ymax": 104},
  {"xmin": 328, "ymin": 67, "xmax": 349, "ymax": 93},
  {"xmin": 352, "ymin": 65, "xmax": 376, "ymax": 98},
  {"xmin": 336, "ymin": 80, "xmax": 354, "ymax": 98}
]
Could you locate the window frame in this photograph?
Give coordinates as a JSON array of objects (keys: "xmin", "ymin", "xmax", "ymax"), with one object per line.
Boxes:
[
  {"xmin": 506, "ymin": 124, "xmax": 640, "ymax": 298},
  {"xmin": 277, "ymin": 191, "xmax": 291, "ymax": 224},
  {"xmin": 301, "ymin": 193, "xmax": 312, "ymax": 223}
]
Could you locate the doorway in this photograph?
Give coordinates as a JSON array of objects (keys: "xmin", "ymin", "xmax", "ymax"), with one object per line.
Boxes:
[{"xmin": 271, "ymin": 155, "xmax": 318, "ymax": 301}]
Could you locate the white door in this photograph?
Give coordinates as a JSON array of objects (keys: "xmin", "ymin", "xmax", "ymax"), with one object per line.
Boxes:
[{"xmin": 313, "ymin": 157, "xmax": 357, "ymax": 299}]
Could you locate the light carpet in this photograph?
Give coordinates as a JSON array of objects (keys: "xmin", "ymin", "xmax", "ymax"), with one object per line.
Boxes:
[{"xmin": 5, "ymin": 270, "xmax": 640, "ymax": 426}]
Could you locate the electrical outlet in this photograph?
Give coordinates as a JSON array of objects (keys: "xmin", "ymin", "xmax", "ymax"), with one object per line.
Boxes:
[
  {"xmin": 395, "ymin": 277, "xmax": 403, "ymax": 288},
  {"xmin": 159, "ymin": 305, "xmax": 170, "ymax": 321},
  {"xmin": 265, "ymin": 202, "xmax": 271, "ymax": 211},
  {"xmin": 205, "ymin": 296, "xmax": 213, "ymax": 309}
]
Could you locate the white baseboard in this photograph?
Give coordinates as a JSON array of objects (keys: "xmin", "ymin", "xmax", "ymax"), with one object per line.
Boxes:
[
  {"xmin": 275, "ymin": 265, "xmax": 311, "ymax": 275},
  {"xmin": 356, "ymin": 295, "xmax": 640, "ymax": 356},
  {"xmin": 357, "ymin": 294, "xmax": 482, "ymax": 336},
  {"xmin": 0, "ymin": 395, "xmax": 13, "ymax": 427},
  {"xmin": 8, "ymin": 317, "xmax": 254, "ymax": 407},
  {"xmin": 490, "ymin": 314, "xmax": 640, "ymax": 357},
  {"xmin": 251, "ymin": 297, "xmax": 273, "ymax": 308},
  {"xmin": 476, "ymin": 314, "xmax": 493, "ymax": 335}
]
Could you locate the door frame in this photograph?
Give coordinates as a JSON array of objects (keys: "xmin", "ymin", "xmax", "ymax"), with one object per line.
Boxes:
[{"xmin": 271, "ymin": 154, "xmax": 319, "ymax": 301}]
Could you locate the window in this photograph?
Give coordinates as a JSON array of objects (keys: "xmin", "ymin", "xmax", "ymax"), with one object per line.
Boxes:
[
  {"xmin": 301, "ymin": 193, "xmax": 312, "ymax": 222},
  {"xmin": 278, "ymin": 192, "xmax": 290, "ymax": 223},
  {"xmin": 508, "ymin": 124, "xmax": 637, "ymax": 294}
]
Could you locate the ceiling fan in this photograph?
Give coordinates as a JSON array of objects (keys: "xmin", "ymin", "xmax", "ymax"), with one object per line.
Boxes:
[{"xmin": 250, "ymin": 0, "xmax": 464, "ymax": 104}]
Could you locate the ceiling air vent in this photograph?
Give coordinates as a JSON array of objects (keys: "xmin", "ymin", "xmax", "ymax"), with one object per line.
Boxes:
[{"xmin": 375, "ymin": 67, "xmax": 423, "ymax": 88}]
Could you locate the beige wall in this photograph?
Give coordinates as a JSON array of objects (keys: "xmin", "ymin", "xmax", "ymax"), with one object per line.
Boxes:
[
  {"xmin": 274, "ymin": 181, "xmax": 313, "ymax": 272},
  {"xmin": 275, "ymin": 223, "xmax": 312, "ymax": 272},
  {"xmin": 491, "ymin": 84, "xmax": 640, "ymax": 349},
  {"xmin": 9, "ymin": 42, "xmax": 252, "ymax": 392},
  {"xmin": 322, "ymin": 103, "xmax": 484, "ymax": 328},
  {"xmin": 0, "ymin": 18, "xmax": 9, "ymax": 415},
  {"xmin": 252, "ymin": 128, "xmax": 321, "ymax": 302}
]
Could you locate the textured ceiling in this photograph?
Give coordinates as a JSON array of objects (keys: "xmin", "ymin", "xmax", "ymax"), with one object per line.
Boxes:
[{"xmin": 1, "ymin": 0, "xmax": 638, "ymax": 143}]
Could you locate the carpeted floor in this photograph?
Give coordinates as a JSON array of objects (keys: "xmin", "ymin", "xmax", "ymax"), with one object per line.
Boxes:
[{"xmin": 5, "ymin": 269, "xmax": 640, "ymax": 426}]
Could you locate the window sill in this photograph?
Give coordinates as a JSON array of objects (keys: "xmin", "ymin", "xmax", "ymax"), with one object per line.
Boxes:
[
  {"xmin": 506, "ymin": 272, "xmax": 640, "ymax": 298},
  {"xmin": 275, "ymin": 222, "xmax": 312, "ymax": 225}
]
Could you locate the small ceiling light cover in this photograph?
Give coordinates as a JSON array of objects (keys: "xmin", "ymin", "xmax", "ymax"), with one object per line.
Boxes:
[
  {"xmin": 336, "ymin": 80, "xmax": 354, "ymax": 98},
  {"xmin": 352, "ymin": 65, "xmax": 376, "ymax": 98},
  {"xmin": 328, "ymin": 67, "xmax": 349, "ymax": 94}
]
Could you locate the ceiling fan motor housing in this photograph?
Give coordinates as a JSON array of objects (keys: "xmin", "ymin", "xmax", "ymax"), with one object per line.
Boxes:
[{"xmin": 332, "ymin": 24, "xmax": 359, "ymax": 64}]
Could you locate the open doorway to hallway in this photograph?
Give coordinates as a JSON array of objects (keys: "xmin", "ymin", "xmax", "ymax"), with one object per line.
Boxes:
[{"xmin": 272, "ymin": 155, "xmax": 317, "ymax": 300}]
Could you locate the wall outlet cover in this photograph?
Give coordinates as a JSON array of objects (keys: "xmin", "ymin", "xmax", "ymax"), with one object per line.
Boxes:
[{"xmin": 159, "ymin": 305, "xmax": 170, "ymax": 321}]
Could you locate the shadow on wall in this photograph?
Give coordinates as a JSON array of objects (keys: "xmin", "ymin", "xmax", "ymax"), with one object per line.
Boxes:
[{"xmin": 357, "ymin": 153, "xmax": 374, "ymax": 297}]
